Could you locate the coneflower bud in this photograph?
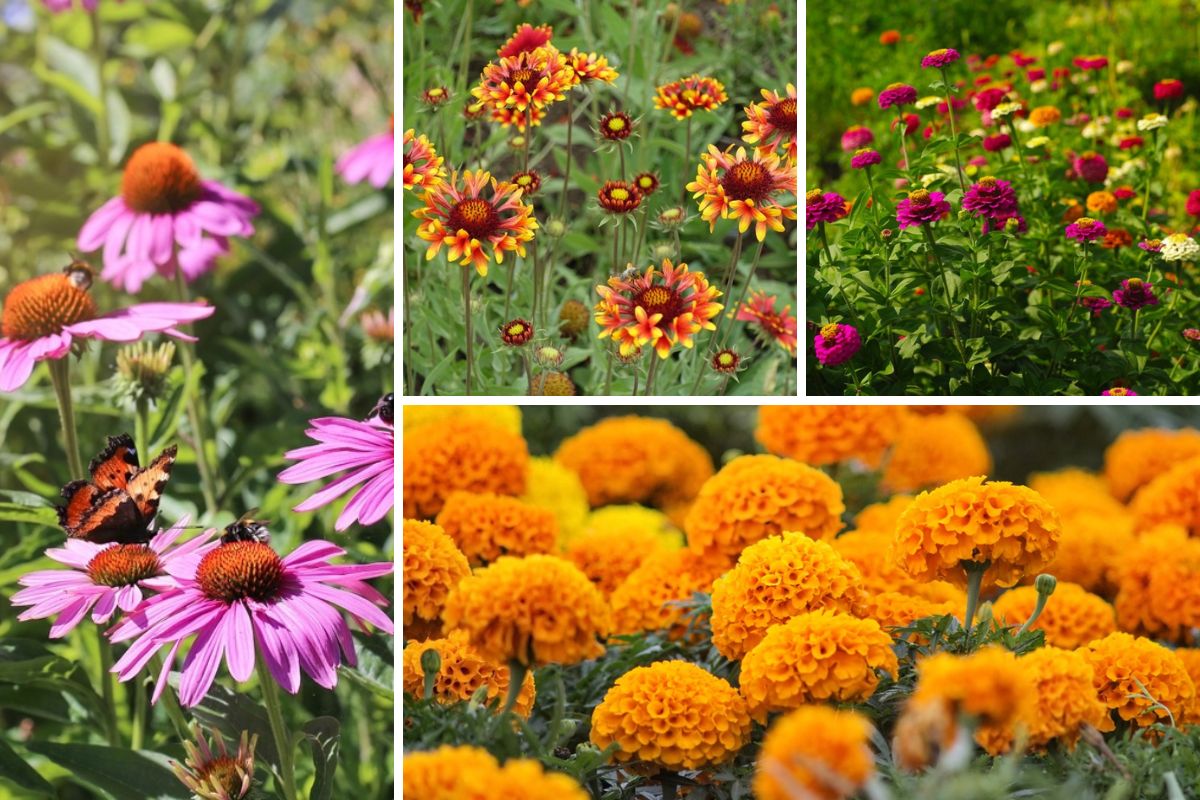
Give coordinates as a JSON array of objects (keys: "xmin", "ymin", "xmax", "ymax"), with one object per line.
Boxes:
[
  {"xmin": 172, "ymin": 725, "xmax": 258, "ymax": 800},
  {"xmin": 114, "ymin": 341, "xmax": 175, "ymax": 404}
]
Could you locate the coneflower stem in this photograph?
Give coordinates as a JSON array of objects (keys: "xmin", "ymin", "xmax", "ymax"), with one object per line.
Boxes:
[
  {"xmin": 95, "ymin": 630, "xmax": 119, "ymax": 746},
  {"xmin": 47, "ymin": 359, "xmax": 84, "ymax": 481},
  {"xmin": 172, "ymin": 271, "xmax": 219, "ymax": 516},
  {"xmin": 131, "ymin": 672, "xmax": 147, "ymax": 750},
  {"xmin": 558, "ymin": 93, "xmax": 575, "ymax": 219},
  {"xmin": 134, "ymin": 396, "xmax": 151, "ymax": 457},
  {"xmin": 940, "ymin": 67, "xmax": 966, "ymax": 193},
  {"xmin": 90, "ymin": 9, "xmax": 110, "ymax": 166},
  {"xmin": 257, "ymin": 657, "xmax": 298, "ymax": 800},
  {"xmin": 461, "ymin": 267, "xmax": 474, "ymax": 395}
]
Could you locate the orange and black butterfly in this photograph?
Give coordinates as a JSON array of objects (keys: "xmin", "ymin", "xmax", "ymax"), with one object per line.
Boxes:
[{"xmin": 57, "ymin": 434, "xmax": 177, "ymax": 545}]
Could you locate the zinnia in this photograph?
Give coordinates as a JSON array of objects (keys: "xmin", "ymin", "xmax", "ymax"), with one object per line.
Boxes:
[
  {"xmin": 920, "ymin": 48, "xmax": 960, "ymax": 68},
  {"xmin": 877, "ymin": 82, "xmax": 917, "ymax": 109},
  {"xmin": 805, "ymin": 189, "xmax": 848, "ymax": 230},
  {"xmin": 840, "ymin": 125, "xmax": 874, "ymax": 151},
  {"xmin": 896, "ymin": 189, "xmax": 951, "ymax": 228},
  {"xmin": 813, "ymin": 322, "xmax": 861, "ymax": 366},
  {"xmin": 1112, "ymin": 278, "xmax": 1158, "ymax": 310}
]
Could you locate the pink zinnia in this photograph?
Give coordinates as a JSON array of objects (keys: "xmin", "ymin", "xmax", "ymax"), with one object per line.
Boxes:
[
  {"xmin": 921, "ymin": 48, "xmax": 960, "ymax": 69},
  {"xmin": 78, "ymin": 142, "xmax": 259, "ymax": 294},
  {"xmin": 1072, "ymin": 152, "xmax": 1108, "ymax": 184},
  {"xmin": 1155, "ymin": 79, "xmax": 1185, "ymax": 101},
  {"xmin": 1183, "ymin": 328, "xmax": 1200, "ymax": 342},
  {"xmin": 1113, "ymin": 278, "xmax": 1159, "ymax": 310},
  {"xmin": 896, "ymin": 189, "xmax": 951, "ymax": 228},
  {"xmin": 982, "ymin": 133, "xmax": 1011, "ymax": 152},
  {"xmin": 1139, "ymin": 239, "xmax": 1164, "ymax": 253},
  {"xmin": 0, "ymin": 262, "xmax": 214, "ymax": 392},
  {"xmin": 10, "ymin": 518, "xmax": 214, "ymax": 639},
  {"xmin": 336, "ymin": 118, "xmax": 395, "ymax": 188},
  {"xmin": 973, "ymin": 87, "xmax": 1007, "ymax": 113},
  {"xmin": 962, "ymin": 176, "xmax": 1020, "ymax": 223},
  {"xmin": 850, "ymin": 148, "xmax": 882, "ymax": 169},
  {"xmin": 1101, "ymin": 387, "xmax": 1137, "ymax": 396},
  {"xmin": 840, "ymin": 125, "xmax": 874, "ymax": 151},
  {"xmin": 277, "ymin": 400, "xmax": 395, "ymax": 531},
  {"xmin": 813, "ymin": 322, "xmax": 861, "ymax": 366},
  {"xmin": 1118, "ymin": 136, "xmax": 1144, "ymax": 151},
  {"xmin": 1078, "ymin": 296, "xmax": 1113, "ymax": 317},
  {"xmin": 1185, "ymin": 190, "xmax": 1200, "ymax": 217},
  {"xmin": 877, "ymin": 83, "xmax": 917, "ymax": 109},
  {"xmin": 109, "ymin": 538, "xmax": 394, "ymax": 706},
  {"xmin": 1072, "ymin": 55, "xmax": 1108, "ymax": 71},
  {"xmin": 1065, "ymin": 217, "xmax": 1107, "ymax": 243},
  {"xmin": 805, "ymin": 190, "xmax": 848, "ymax": 230}
]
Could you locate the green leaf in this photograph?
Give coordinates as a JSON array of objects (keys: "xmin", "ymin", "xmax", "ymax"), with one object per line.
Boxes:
[
  {"xmin": 302, "ymin": 717, "xmax": 341, "ymax": 800},
  {"xmin": 24, "ymin": 742, "xmax": 187, "ymax": 800},
  {"xmin": 123, "ymin": 19, "xmax": 196, "ymax": 56},
  {"xmin": 0, "ymin": 738, "xmax": 54, "ymax": 797},
  {"xmin": 0, "ymin": 102, "xmax": 57, "ymax": 137}
]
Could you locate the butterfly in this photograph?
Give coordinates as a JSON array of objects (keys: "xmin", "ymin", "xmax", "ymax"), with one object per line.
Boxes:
[
  {"xmin": 57, "ymin": 434, "xmax": 177, "ymax": 545},
  {"xmin": 221, "ymin": 509, "xmax": 271, "ymax": 545}
]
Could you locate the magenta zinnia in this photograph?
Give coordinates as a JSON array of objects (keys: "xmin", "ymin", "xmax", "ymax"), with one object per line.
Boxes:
[
  {"xmin": 813, "ymin": 322, "xmax": 861, "ymax": 366},
  {"xmin": 109, "ymin": 538, "xmax": 393, "ymax": 706},
  {"xmin": 877, "ymin": 83, "xmax": 918, "ymax": 109},
  {"xmin": 1065, "ymin": 217, "xmax": 1107, "ymax": 243},
  {"xmin": 687, "ymin": 145, "xmax": 797, "ymax": 240},
  {"xmin": 921, "ymin": 48, "xmax": 961, "ymax": 68},
  {"xmin": 805, "ymin": 189, "xmax": 848, "ymax": 230},
  {"xmin": 594, "ymin": 259, "xmax": 723, "ymax": 359},
  {"xmin": 1112, "ymin": 278, "xmax": 1159, "ymax": 310},
  {"xmin": 896, "ymin": 189, "xmax": 951, "ymax": 228}
]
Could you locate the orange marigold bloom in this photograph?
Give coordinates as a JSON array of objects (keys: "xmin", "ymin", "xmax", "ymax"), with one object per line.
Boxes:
[
  {"xmin": 403, "ymin": 746, "xmax": 589, "ymax": 799},
  {"xmin": 1113, "ymin": 529, "xmax": 1200, "ymax": 642},
  {"xmin": 755, "ymin": 405, "xmax": 908, "ymax": 468},
  {"xmin": 710, "ymin": 532, "xmax": 863, "ymax": 660},
  {"xmin": 741, "ymin": 83, "xmax": 797, "ymax": 164},
  {"xmin": 566, "ymin": 48, "xmax": 619, "ymax": 85},
  {"xmin": 754, "ymin": 706, "xmax": 875, "ymax": 800},
  {"xmin": 609, "ymin": 548, "xmax": 731, "ymax": 636},
  {"xmin": 402, "ymin": 404, "xmax": 522, "ymax": 433},
  {"xmin": 565, "ymin": 523, "xmax": 668, "ymax": 596},
  {"xmin": 1131, "ymin": 454, "xmax": 1200, "ymax": 535},
  {"xmin": 596, "ymin": 180, "xmax": 642, "ymax": 212},
  {"xmin": 1176, "ymin": 648, "xmax": 1200, "ymax": 720},
  {"xmin": 403, "ymin": 418, "xmax": 529, "ymax": 519},
  {"xmin": 653, "ymin": 74, "xmax": 728, "ymax": 120},
  {"xmin": 892, "ymin": 476, "xmax": 1061, "ymax": 588},
  {"xmin": 402, "ymin": 520, "xmax": 471, "ymax": 640},
  {"xmin": 992, "ymin": 582, "xmax": 1116, "ymax": 648},
  {"xmin": 1038, "ymin": 510, "xmax": 1135, "ymax": 596},
  {"xmin": 471, "ymin": 46, "xmax": 574, "ymax": 128},
  {"xmin": 860, "ymin": 590, "xmax": 962, "ymax": 634},
  {"xmin": 593, "ymin": 259, "xmax": 723, "ymax": 360},
  {"xmin": 1028, "ymin": 468, "xmax": 1127, "ymax": 520},
  {"xmin": 1080, "ymin": 632, "xmax": 1197, "ymax": 730},
  {"xmin": 497, "ymin": 23, "xmax": 553, "ymax": 58},
  {"xmin": 442, "ymin": 554, "xmax": 610, "ymax": 667},
  {"xmin": 1086, "ymin": 190, "xmax": 1117, "ymax": 214},
  {"xmin": 686, "ymin": 145, "xmax": 797, "ymax": 241},
  {"xmin": 853, "ymin": 495, "xmax": 915, "ymax": 534},
  {"xmin": 434, "ymin": 491, "xmax": 558, "ymax": 566},
  {"xmin": 554, "ymin": 416, "xmax": 714, "ymax": 518},
  {"xmin": 401, "ymin": 630, "xmax": 536, "ymax": 717},
  {"xmin": 833, "ymin": 529, "xmax": 963, "ymax": 603},
  {"xmin": 685, "ymin": 454, "xmax": 845, "ymax": 559},
  {"xmin": 578, "ymin": 504, "xmax": 684, "ymax": 550},
  {"xmin": 850, "ymin": 87, "xmax": 875, "ymax": 106},
  {"xmin": 739, "ymin": 610, "xmax": 897, "ymax": 721},
  {"xmin": 1105, "ymin": 427, "xmax": 1200, "ymax": 502},
  {"xmin": 1018, "ymin": 647, "xmax": 1109, "ymax": 751},
  {"xmin": 402, "ymin": 129, "xmax": 445, "ymax": 192},
  {"xmin": 881, "ymin": 413, "xmax": 992, "ymax": 493},
  {"xmin": 413, "ymin": 169, "xmax": 538, "ymax": 276},
  {"xmin": 589, "ymin": 661, "xmax": 751, "ymax": 770},
  {"xmin": 879, "ymin": 29, "xmax": 901, "ymax": 45},
  {"xmin": 1028, "ymin": 105, "xmax": 1062, "ymax": 127}
]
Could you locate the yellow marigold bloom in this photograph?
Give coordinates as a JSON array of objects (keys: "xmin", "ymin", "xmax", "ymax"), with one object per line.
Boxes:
[
  {"xmin": 739, "ymin": 610, "xmax": 898, "ymax": 722},
  {"xmin": 881, "ymin": 413, "xmax": 992, "ymax": 494},
  {"xmin": 566, "ymin": 48, "xmax": 619, "ymax": 85},
  {"xmin": 609, "ymin": 548, "xmax": 731, "ymax": 636},
  {"xmin": 850, "ymin": 87, "xmax": 875, "ymax": 106},
  {"xmin": 684, "ymin": 454, "xmax": 845, "ymax": 559},
  {"xmin": 1036, "ymin": 510, "xmax": 1133, "ymax": 596},
  {"xmin": 911, "ymin": 647, "xmax": 1036, "ymax": 755},
  {"xmin": 402, "ymin": 404, "xmax": 522, "ymax": 434},
  {"xmin": 741, "ymin": 83, "xmax": 797, "ymax": 164},
  {"xmin": 403, "ymin": 418, "xmax": 529, "ymax": 519},
  {"xmin": 554, "ymin": 416, "xmax": 714, "ymax": 522},
  {"xmin": 754, "ymin": 706, "xmax": 875, "ymax": 800},
  {"xmin": 401, "ymin": 631, "xmax": 536, "ymax": 717},
  {"xmin": 1079, "ymin": 632, "xmax": 1197, "ymax": 730},
  {"xmin": 832, "ymin": 529, "xmax": 962, "ymax": 606},
  {"xmin": 859, "ymin": 590, "xmax": 961, "ymax": 634},
  {"xmin": 471, "ymin": 46, "xmax": 574, "ymax": 129},
  {"xmin": 1028, "ymin": 105, "xmax": 1062, "ymax": 127},
  {"xmin": 589, "ymin": 661, "xmax": 751, "ymax": 770},
  {"xmin": 1113, "ymin": 529, "xmax": 1200, "ymax": 642},
  {"xmin": 565, "ymin": 524, "xmax": 668, "ymax": 596},
  {"xmin": 1104, "ymin": 427, "xmax": 1200, "ymax": 502},
  {"xmin": 402, "ymin": 520, "xmax": 470, "ymax": 641},
  {"xmin": 434, "ymin": 491, "xmax": 558, "ymax": 566},
  {"xmin": 755, "ymin": 405, "xmax": 908, "ymax": 468},
  {"xmin": 442, "ymin": 555, "xmax": 610, "ymax": 667},
  {"xmin": 1176, "ymin": 648, "xmax": 1200, "ymax": 722},
  {"xmin": 992, "ymin": 582, "xmax": 1115, "ymax": 648},
  {"xmin": 1027, "ymin": 468, "xmax": 1127, "ymax": 520},
  {"xmin": 403, "ymin": 746, "xmax": 589, "ymax": 799},
  {"xmin": 402, "ymin": 129, "xmax": 445, "ymax": 193},
  {"xmin": 853, "ymin": 495, "xmax": 914, "ymax": 534},
  {"xmin": 520, "ymin": 457, "xmax": 589, "ymax": 543},
  {"xmin": 710, "ymin": 532, "xmax": 863, "ymax": 660},
  {"xmin": 579, "ymin": 504, "xmax": 684, "ymax": 550},
  {"xmin": 892, "ymin": 476, "xmax": 1061, "ymax": 589},
  {"xmin": 1131, "ymin": 454, "xmax": 1200, "ymax": 535},
  {"xmin": 653, "ymin": 74, "xmax": 728, "ymax": 120},
  {"xmin": 1019, "ymin": 647, "xmax": 1109, "ymax": 751},
  {"xmin": 686, "ymin": 145, "xmax": 797, "ymax": 241},
  {"xmin": 1086, "ymin": 190, "xmax": 1117, "ymax": 214}
]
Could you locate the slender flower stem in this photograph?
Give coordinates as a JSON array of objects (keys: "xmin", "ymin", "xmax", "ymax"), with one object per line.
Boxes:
[
  {"xmin": 644, "ymin": 355, "xmax": 660, "ymax": 396},
  {"xmin": 897, "ymin": 122, "xmax": 910, "ymax": 172},
  {"xmin": 134, "ymin": 396, "xmax": 151, "ymax": 456},
  {"xmin": 672, "ymin": 229, "xmax": 682, "ymax": 263},
  {"xmin": 96, "ymin": 629, "xmax": 119, "ymax": 746},
  {"xmin": 680, "ymin": 116, "xmax": 692, "ymax": 203},
  {"xmin": 719, "ymin": 238, "xmax": 765, "ymax": 350},
  {"xmin": 940, "ymin": 67, "xmax": 965, "ymax": 193},
  {"xmin": 131, "ymin": 673, "xmax": 147, "ymax": 750},
  {"xmin": 558, "ymin": 92, "xmax": 575, "ymax": 219},
  {"xmin": 90, "ymin": 10, "xmax": 110, "ymax": 166},
  {"xmin": 962, "ymin": 560, "xmax": 990, "ymax": 638},
  {"xmin": 920, "ymin": 225, "xmax": 969, "ymax": 370},
  {"xmin": 404, "ymin": 260, "xmax": 416, "ymax": 395},
  {"xmin": 47, "ymin": 359, "xmax": 84, "ymax": 481},
  {"xmin": 603, "ymin": 347, "xmax": 614, "ymax": 395},
  {"xmin": 612, "ymin": 219, "xmax": 620, "ymax": 274},
  {"xmin": 455, "ymin": 0, "xmax": 475, "ymax": 94},
  {"xmin": 504, "ymin": 258, "xmax": 516, "ymax": 323},
  {"xmin": 523, "ymin": 109, "xmax": 531, "ymax": 172},
  {"xmin": 172, "ymin": 272, "xmax": 219, "ymax": 516},
  {"xmin": 618, "ymin": 145, "xmax": 626, "ymax": 183},
  {"xmin": 522, "ymin": 352, "xmax": 533, "ymax": 395},
  {"xmin": 461, "ymin": 267, "xmax": 474, "ymax": 395},
  {"xmin": 631, "ymin": 207, "xmax": 649, "ymax": 266},
  {"xmin": 257, "ymin": 658, "xmax": 298, "ymax": 800},
  {"xmin": 502, "ymin": 660, "xmax": 529, "ymax": 715},
  {"xmin": 1050, "ymin": 246, "xmax": 1089, "ymax": 378},
  {"xmin": 689, "ymin": 232, "xmax": 744, "ymax": 395}
]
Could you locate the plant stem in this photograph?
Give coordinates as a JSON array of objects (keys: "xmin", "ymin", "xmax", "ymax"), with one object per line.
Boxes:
[
  {"xmin": 940, "ymin": 67, "xmax": 965, "ymax": 193},
  {"xmin": 456, "ymin": 0, "xmax": 475, "ymax": 93},
  {"xmin": 96, "ymin": 629, "xmax": 119, "ymax": 746},
  {"xmin": 461, "ymin": 267, "xmax": 474, "ymax": 395},
  {"xmin": 90, "ymin": 9, "xmax": 110, "ymax": 166},
  {"xmin": 690, "ymin": 231, "xmax": 744, "ymax": 395},
  {"xmin": 47, "ymin": 359, "xmax": 84, "ymax": 480},
  {"xmin": 131, "ymin": 672, "xmax": 147, "ymax": 751},
  {"xmin": 504, "ymin": 258, "xmax": 516, "ymax": 323},
  {"xmin": 558, "ymin": 92, "xmax": 575, "ymax": 219},
  {"xmin": 603, "ymin": 347, "xmax": 614, "ymax": 396},
  {"xmin": 257, "ymin": 658, "xmax": 297, "ymax": 800},
  {"xmin": 897, "ymin": 122, "xmax": 909, "ymax": 172},
  {"xmin": 502, "ymin": 660, "xmax": 529, "ymax": 715},
  {"xmin": 644, "ymin": 355, "xmax": 660, "ymax": 396},
  {"xmin": 680, "ymin": 116, "xmax": 692, "ymax": 203},
  {"xmin": 962, "ymin": 560, "xmax": 990, "ymax": 637},
  {"xmin": 404, "ymin": 260, "xmax": 416, "ymax": 395},
  {"xmin": 618, "ymin": 145, "xmax": 626, "ymax": 182},
  {"xmin": 522, "ymin": 352, "xmax": 533, "ymax": 395},
  {"xmin": 134, "ymin": 396, "xmax": 151, "ymax": 453},
  {"xmin": 523, "ymin": 108, "xmax": 531, "ymax": 171},
  {"xmin": 719, "ymin": 238, "xmax": 765, "ymax": 350},
  {"xmin": 921, "ymin": 224, "xmax": 969, "ymax": 371}
]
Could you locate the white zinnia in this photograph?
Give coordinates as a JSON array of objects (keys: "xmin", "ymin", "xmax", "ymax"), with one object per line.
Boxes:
[
  {"xmin": 1137, "ymin": 113, "xmax": 1169, "ymax": 131},
  {"xmin": 1160, "ymin": 233, "xmax": 1200, "ymax": 262},
  {"xmin": 992, "ymin": 102, "xmax": 1022, "ymax": 119}
]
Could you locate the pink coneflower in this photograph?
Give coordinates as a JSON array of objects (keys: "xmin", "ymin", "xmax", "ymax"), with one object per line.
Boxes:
[
  {"xmin": 0, "ymin": 262, "xmax": 214, "ymax": 392},
  {"xmin": 840, "ymin": 125, "xmax": 874, "ymax": 151},
  {"xmin": 1078, "ymin": 296, "xmax": 1113, "ymax": 317},
  {"xmin": 172, "ymin": 726, "xmax": 257, "ymax": 800},
  {"xmin": 1101, "ymin": 387, "xmax": 1137, "ymax": 396},
  {"xmin": 337, "ymin": 119, "xmax": 395, "ymax": 188},
  {"xmin": 10, "ymin": 518, "xmax": 214, "ymax": 639},
  {"xmin": 1113, "ymin": 278, "xmax": 1159, "ymax": 310},
  {"xmin": 1065, "ymin": 217, "xmax": 1106, "ymax": 243},
  {"xmin": 982, "ymin": 133, "xmax": 1011, "ymax": 152},
  {"xmin": 896, "ymin": 189, "xmax": 951, "ymax": 228},
  {"xmin": 1073, "ymin": 152, "xmax": 1108, "ymax": 184},
  {"xmin": 805, "ymin": 189, "xmax": 848, "ymax": 230},
  {"xmin": 77, "ymin": 143, "xmax": 259, "ymax": 294},
  {"xmin": 277, "ymin": 402, "xmax": 394, "ymax": 531},
  {"xmin": 1072, "ymin": 55, "xmax": 1108, "ymax": 71},
  {"xmin": 921, "ymin": 48, "xmax": 960, "ymax": 69},
  {"xmin": 1155, "ymin": 79, "xmax": 1185, "ymax": 101},
  {"xmin": 813, "ymin": 322, "xmax": 861, "ymax": 366},
  {"xmin": 737, "ymin": 291, "xmax": 797, "ymax": 354},
  {"xmin": 877, "ymin": 83, "xmax": 917, "ymax": 109},
  {"xmin": 962, "ymin": 176, "xmax": 1020, "ymax": 223},
  {"xmin": 109, "ymin": 538, "xmax": 394, "ymax": 706},
  {"xmin": 850, "ymin": 148, "xmax": 881, "ymax": 169}
]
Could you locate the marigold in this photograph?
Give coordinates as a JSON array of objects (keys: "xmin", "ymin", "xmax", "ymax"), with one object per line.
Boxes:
[
  {"xmin": 590, "ymin": 661, "xmax": 751, "ymax": 770},
  {"xmin": 754, "ymin": 706, "xmax": 875, "ymax": 800},
  {"xmin": 1080, "ymin": 632, "xmax": 1196, "ymax": 730},
  {"xmin": 554, "ymin": 416, "xmax": 714, "ymax": 519},
  {"xmin": 402, "ymin": 520, "xmax": 471, "ymax": 641},
  {"xmin": 992, "ymin": 582, "xmax": 1115, "ymax": 648},
  {"xmin": 434, "ymin": 491, "xmax": 558, "ymax": 566},
  {"xmin": 403, "ymin": 746, "xmax": 588, "ymax": 799},
  {"xmin": 518, "ymin": 457, "xmax": 589, "ymax": 544},
  {"xmin": 578, "ymin": 504, "xmax": 684, "ymax": 550},
  {"xmin": 566, "ymin": 524, "xmax": 668, "ymax": 596},
  {"xmin": 687, "ymin": 145, "xmax": 797, "ymax": 241},
  {"xmin": 594, "ymin": 259, "xmax": 723, "ymax": 359},
  {"xmin": 881, "ymin": 413, "xmax": 992, "ymax": 493},
  {"xmin": 755, "ymin": 405, "xmax": 907, "ymax": 468},
  {"xmin": 402, "ymin": 405, "xmax": 522, "ymax": 433},
  {"xmin": 739, "ymin": 610, "xmax": 898, "ymax": 721},
  {"xmin": 402, "ymin": 129, "xmax": 445, "ymax": 192},
  {"xmin": 403, "ymin": 418, "xmax": 529, "ymax": 519},
  {"xmin": 1018, "ymin": 647, "xmax": 1109, "ymax": 751},
  {"xmin": 653, "ymin": 74, "xmax": 728, "ymax": 120},
  {"xmin": 401, "ymin": 630, "xmax": 536, "ymax": 716},
  {"xmin": 741, "ymin": 83, "xmax": 797, "ymax": 164},
  {"xmin": 892, "ymin": 476, "xmax": 1061, "ymax": 588},
  {"xmin": 1131, "ymin": 454, "xmax": 1200, "ymax": 536},
  {"xmin": 710, "ymin": 532, "xmax": 863, "ymax": 660},
  {"xmin": 1036, "ymin": 511, "xmax": 1134, "ymax": 595},
  {"xmin": 833, "ymin": 529, "xmax": 963, "ymax": 603},
  {"xmin": 442, "ymin": 555, "xmax": 610, "ymax": 666},
  {"xmin": 1106, "ymin": 429, "xmax": 1200, "ymax": 503},
  {"xmin": 1113, "ymin": 530, "xmax": 1200, "ymax": 642},
  {"xmin": 860, "ymin": 590, "xmax": 962, "ymax": 633},
  {"xmin": 685, "ymin": 455, "xmax": 845, "ymax": 559},
  {"xmin": 609, "ymin": 548, "xmax": 730, "ymax": 636},
  {"xmin": 853, "ymin": 495, "xmax": 915, "ymax": 535},
  {"xmin": 1027, "ymin": 468, "xmax": 1127, "ymax": 520}
]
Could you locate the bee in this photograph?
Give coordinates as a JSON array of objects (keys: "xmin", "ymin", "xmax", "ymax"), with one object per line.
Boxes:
[
  {"xmin": 221, "ymin": 509, "xmax": 271, "ymax": 544},
  {"xmin": 367, "ymin": 392, "xmax": 394, "ymax": 426},
  {"xmin": 616, "ymin": 264, "xmax": 640, "ymax": 283}
]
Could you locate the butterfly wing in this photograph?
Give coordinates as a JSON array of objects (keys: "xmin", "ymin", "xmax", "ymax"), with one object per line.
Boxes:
[
  {"xmin": 58, "ymin": 480, "xmax": 99, "ymax": 534},
  {"xmin": 88, "ymin": 434, "xmax": 139, "ymax": 492},
  {"xmin": 63, "ymin": 488, "xmax": 146, "ymax": 544},
  {"xmin": 126, "ymin": 446, "xmax": 177, "ymax": 521}
]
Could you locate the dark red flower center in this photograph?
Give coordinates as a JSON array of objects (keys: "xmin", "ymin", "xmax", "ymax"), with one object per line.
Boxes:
[
  {"xmin": 510, "ymin": 68, "xmax": 537, "ymax": 86},
  {"xmin": 86, "ymin": 544, "xmax": 161, "ymax": 587},
  {"xmin": 768, "ymin": 98, "xmax": 797, "ymax": 133},
  {"xmin": 121, "ymin": 142, "xmax": 203, "ymax": 214},
  {"xmin": 636, "ymin": 285, "xmax": 683, "ymax": 324},
  {"xmin": 721, "ymin": 161, "xmax": 773, "ymax": 201},
  {"xmin": 447, "ymin": 198, "xmax": 500, "ymax": 240},
  {"xmin": 196, "ymin": 541, "xmax": 285, "ymax": 603},
  {"xmin": 1, "ymin": 264, "xmax": 97, "ymax": 340}
]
